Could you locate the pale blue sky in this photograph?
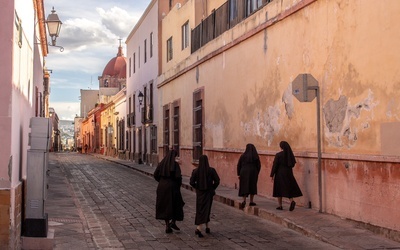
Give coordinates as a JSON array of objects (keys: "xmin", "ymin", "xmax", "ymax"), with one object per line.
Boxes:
[{"xmin": 44, "ymin": 0, "xmax": 151, "ymax": 120}]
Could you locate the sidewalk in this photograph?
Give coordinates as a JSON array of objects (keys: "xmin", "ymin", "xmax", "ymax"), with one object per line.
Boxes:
[{"xmin": 94, "ymin": 154, "xmax": 400, "ymax": 249}]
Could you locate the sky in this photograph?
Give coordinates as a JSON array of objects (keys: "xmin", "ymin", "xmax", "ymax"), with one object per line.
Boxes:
[{"xmin": 44, "ymin": 0, "xmax": 151, "ymax": 121}]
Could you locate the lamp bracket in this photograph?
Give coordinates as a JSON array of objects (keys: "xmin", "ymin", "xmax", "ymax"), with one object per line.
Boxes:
[{"xmin": 48, "ymin": 44, "xmax": 64, "ymax": 52}]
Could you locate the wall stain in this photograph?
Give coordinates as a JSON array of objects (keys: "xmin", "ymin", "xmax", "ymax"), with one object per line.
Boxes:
[
  {"xmin": 207, "ymin": 99, "xmax": 232, "ymax": 148},
  {"xmin": 240, "ymin": 104, "xmax": 281, "ymax": 147},
  {"xmin": 282, "ymin": 83, "xmax": 294, "ymax": 119}
]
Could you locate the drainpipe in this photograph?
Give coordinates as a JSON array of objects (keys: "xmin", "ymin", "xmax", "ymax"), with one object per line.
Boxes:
[{"xmin": 309, "ymin": 85, "xmax": 322, "ymax": 213}]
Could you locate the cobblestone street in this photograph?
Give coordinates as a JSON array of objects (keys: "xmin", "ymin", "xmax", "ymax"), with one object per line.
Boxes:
[{"xmin": 46, "ymin": 153, "xmax": 339, "ymax": 249}]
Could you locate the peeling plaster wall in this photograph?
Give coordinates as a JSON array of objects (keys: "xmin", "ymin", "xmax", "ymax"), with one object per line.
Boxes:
[{"xmin": 323, "ymin": 90, "xmax": 378, "ymax": 149}]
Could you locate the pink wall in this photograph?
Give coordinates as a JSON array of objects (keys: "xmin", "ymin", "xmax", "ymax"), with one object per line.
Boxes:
[
  {"xmin": 178, "ymin": 148, "xmax": 400, "ymax": 234},
  {"xmin": 0, "ymin": 0, "xmax": 14, "ymax": 187}
]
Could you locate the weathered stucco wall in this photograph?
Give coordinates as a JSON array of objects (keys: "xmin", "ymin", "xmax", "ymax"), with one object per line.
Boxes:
[{"xmin": 158, "ymin": 0, "xmax": 400, "ymax": 234}]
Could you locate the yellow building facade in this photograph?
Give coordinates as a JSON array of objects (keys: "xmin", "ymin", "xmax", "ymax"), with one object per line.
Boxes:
[{"xmin": 157, "ymin": 0, "xmax": 400, "ymax": 237}]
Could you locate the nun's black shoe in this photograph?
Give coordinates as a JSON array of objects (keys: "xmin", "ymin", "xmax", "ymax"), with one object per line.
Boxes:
[
  {"xmin": 289, "ymin": 201, "xmax": 296, "ymax": 211},
  {"xmin": 195, "ymin": 229, "xmax": 204, "ymax": 238},
  {"xmin": 169, "ymin": 222, "xmax": 180, "ymax": 231},
  {"xmin": 240, "ymin": 201, "xmax": 246, "ymax": 209},
  {"xmin": 249, "ymin": 202, "xmax": 257, "ymax": 206},
  {"xmin": 165, "ymin": 227, "xmax": 173, "ymax": 234},
  {"xmin": 205, "ymin": 228, "xmax": 210, "ymax": 234},
  {"xmin": 276, "ymin": 206, "xmax": 283, "ymax": 210}
]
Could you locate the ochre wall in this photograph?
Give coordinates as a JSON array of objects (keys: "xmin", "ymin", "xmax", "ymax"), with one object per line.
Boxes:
[{"xmin": 158, "ymin": 0, "xmax": 400, "ymax": 234}]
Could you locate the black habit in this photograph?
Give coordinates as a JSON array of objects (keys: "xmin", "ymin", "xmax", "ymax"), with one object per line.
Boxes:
[
  {"xmin": 190, "ymin": 155, "xmax": 220, "ymax": 225},
  {"xmin": 154, "ymin": 150, "xmax": 184, "ymax": 221},
  {"xmin": 270, "ymin": 141, "xmax": 303, "ymax": 198},
  {"xmin": 237, "ymin": 144, "xmax": 261, "ymax": 197}
]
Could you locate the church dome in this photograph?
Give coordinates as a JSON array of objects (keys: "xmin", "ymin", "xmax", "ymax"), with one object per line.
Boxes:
[{"xmin": 102, "ymin": 45, "xmax": 127, "ymax": 79}]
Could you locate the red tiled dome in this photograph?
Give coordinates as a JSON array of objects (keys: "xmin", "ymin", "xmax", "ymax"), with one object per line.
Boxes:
[{"xmin": 102, "ymin": 46, "xmax": 127, "ymax": 78}]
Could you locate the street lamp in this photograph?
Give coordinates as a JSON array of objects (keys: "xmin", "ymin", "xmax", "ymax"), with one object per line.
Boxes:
[
  {"xmin": 46, "ymin": 7, "xmax": 64, "ymax": 51},
  {"xmin": 138, "ymin": 91, "xmax": 144, "ymax": 106}
]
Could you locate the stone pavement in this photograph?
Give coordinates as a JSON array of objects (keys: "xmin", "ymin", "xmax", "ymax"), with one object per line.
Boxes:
[
  {"xmin": 44, "ymin": 153, "xmax": 342, "ymax": 250},
  {"xmin": 93, "ymin": 153, "xmax": 400, "ymax": 250},
  {"xmin": 40, "ymin": 153, "xmax": 400, "ymax": 250}
]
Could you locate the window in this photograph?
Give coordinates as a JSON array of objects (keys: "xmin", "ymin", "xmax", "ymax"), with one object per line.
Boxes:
[
  {"xmin": 126, "ymin": 131, "xmax": 129, "ymax": 152},
  {"xmin": 150, "ymin": 125, "xmax": 157, "ymax": 154},
  {"xmin": 118, "ymin": 118, "xmax": 125, "ymax": 150},
  {"xmin": 150, "ymin": 32, "xmax": 153, "ymax": 58},
  {"xmin": 133, "ymin": 94, "xmax": 136, "ymax": 126},
  {"xmin": 229, "ymin": 0, "xmax": 238, "ymax": 21},
  {"xmin": 133, "ymin": 53, "xmax": 136, "ymax": 73},
  {"xmin": 35, "ymin": 87, "xmax": 39, "ymax": 116},
  {"xmin": 128, "ymin": 97, "xmax": 132, "ymax": 114},
  {"xmin": 142, "ymin": 84, "xmax": 153, "ymax": 123},
  {"xmin": 15, "ymin": 12, "xmax": 22, "ymax": 48},
  {"xmin": 193, "ymin": 89, "xmax": 204, "ymax": 162},
  {"xmin": 173, "ymin": 101, "xmax": 180, "ymax": 155},
  {"xmin": 129, "ymin": 58, "xmax": 131, "ymax": 77},
  {"xmin": 144, "ymin": 39, "xmax": 147, "ymax": 63},
  {"xmin": 138, "ymin": 46, "xmax": 141, "ymax": 68},
  {"xmin": 167, "ymin": 37, "xmax": 173, "ymax": 62},
  {"xmin": 147, "ymin": 82, "xmax": 153, "ymax": 121},
  {"xmin": 182, "ymin": 21, "xmax": 189, "ymax": 50},
  {"xmin": 163, "ymin": 104, "xmax": 170, "ymax": 157},
  {"xmin": 246, "ymin": 0, "xmax": 265, "ymax": 16}
]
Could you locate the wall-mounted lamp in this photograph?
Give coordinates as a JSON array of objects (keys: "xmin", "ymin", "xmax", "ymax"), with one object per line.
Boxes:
[
  {"xmin": 138, "ymin": 91, "xmax": 144, "ymax": 106},
  {"xmin": 46, "ymin": 7, "xmax": 64, "ymax": 51}
]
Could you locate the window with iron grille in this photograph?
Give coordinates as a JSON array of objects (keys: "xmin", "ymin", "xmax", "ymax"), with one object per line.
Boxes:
[
  {"xmin": 182, "ymin": 21, "xmax": 189, "ymax": 50},
  {"xmin": 193, "ymin": 90, "xmax": 203, "ymax": 162},
  {"xmin": 167, "ymin": 37, "xmax": 173, "ymax": 62},
  {"xmin": 163, "ymin": 104, "xmax": 170, "ymax": 157},
  {"xmin": 173, "ymin": 101, "xmax": 180, "ymax": 155}
]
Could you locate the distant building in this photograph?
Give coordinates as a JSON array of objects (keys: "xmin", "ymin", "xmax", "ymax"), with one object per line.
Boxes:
[
  {"xmin": 49, "ymin": 107, "xmax": 61, "ymax": 152},
  {"xmin": 98, "ymin": 42, "xmax": 127, "ymax": 104},
  {"xmin": 80, "ymin": 89, "xmax": 99, "ymax": 118},
  {"xmin": 74, "ymin": 116, "xmax": 83, "ymax": 151},
  {"xmin": 97, "ymin": 43, "xmax": 127, "ymax": 157},
  {"xmin": 59, "ymin": 120, "xmax": 75, "ymax": 150}
]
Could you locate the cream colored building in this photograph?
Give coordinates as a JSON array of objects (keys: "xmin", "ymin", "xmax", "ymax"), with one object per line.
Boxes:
[
  {"xmin": 0, "ymin": 0, "xmax": 56, "ymax": 247},
  {"xmin": 111, "ymin": 88, "xmax": 127, "ymax": 159},
  {"xmin": 126, "ymin": 0, "xmax": 177, "ymax": 165},
  {"xmin": 156, "ymin": 0, "xmax": 400, "ymax": 237},
  {"xmin": 100, "ymin": 102, "xmax": 116, "ymax": 156}
]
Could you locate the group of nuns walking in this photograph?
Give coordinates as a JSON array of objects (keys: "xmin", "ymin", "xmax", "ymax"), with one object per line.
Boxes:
[{"xmin": 154, "ymin": 141, "xmax": 302, "ymax": 237}]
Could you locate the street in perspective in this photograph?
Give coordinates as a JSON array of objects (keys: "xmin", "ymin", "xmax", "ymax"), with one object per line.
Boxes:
[
  {"xmin": 46, "ymin": 152, "xmax": 337, "ymax": 250},
  {"xmin": 45, "ymin": 153, "xmax": 400, "ymax": 250}
]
